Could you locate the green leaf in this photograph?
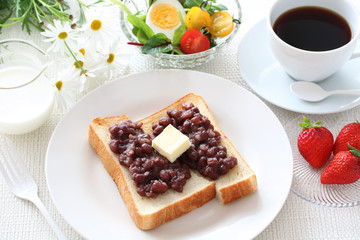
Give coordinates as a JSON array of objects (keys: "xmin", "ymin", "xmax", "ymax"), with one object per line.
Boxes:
[
  {"xmin": 0, "ymin": 0, "xmax": 10, "ymax": 12},
  {"xmin": 178, "ymin": 0, "xmax": 186, "ymax": 5},
  {"xmin": 149, "ymin": 0, "xmax": 158, "ymax": 7},
  {"xmin": 184, "ymin": 0, "xmax": 203, "ymax": 8},
  {"xmin": 127, "ymin": 14, "xmax": 154, "ymax": 43},
  {"xmin": 172, "ymin": 47, "xmax": 184, "ymax": 55},
  {"xmin": 172, "ymin": 10, "xmax": 187, "ymax": 45},
  {"xmin": 184, "ymin": 0, "xmax": 228, "ymax": 14},
  {"xmin": 142, "ymin": 33, "xmax": 173, "ymax": 54},
  {"xmin": 0, "ymin": 0, "xmax": 71, "ymax": 34},
  {"xmin": 173, "ymin": 25, "xmax": 186, "ymax": 45},
  {"xmin": 0, "ymin": 9, "xmax": 12, "ymax": 25},
  {"xmin": 134, "ymin": 11, "xmax": 146, "ymax": 22},
  {"xmin": 210, "ymin": 0, "xmax": 228, "ymax": 11},
  {"xmin": 136, "ymin": 28, "xmax": 152, "ymax": 44},
  {"xmin": 299, "ymin": 116, "xmax": 323, "ymax": 129}
]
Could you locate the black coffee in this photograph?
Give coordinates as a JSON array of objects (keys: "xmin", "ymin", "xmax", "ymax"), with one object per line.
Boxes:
[{"xmin": 273, "ymin": 6, "xmax": 351, "ymax": 51}]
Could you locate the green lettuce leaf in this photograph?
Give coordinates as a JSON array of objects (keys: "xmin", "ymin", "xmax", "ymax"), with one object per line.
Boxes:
[
  {"xmin": 127, "ymin": 14, "xmax": 154, "ymax": 44},
  {"xmin": 142, "ymin": 33, "xmax": 174, "ymax": 54}
]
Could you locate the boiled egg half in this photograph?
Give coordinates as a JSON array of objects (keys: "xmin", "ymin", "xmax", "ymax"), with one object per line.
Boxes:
[{"xmin": 146, "ymin": 0, "xmax": 186, "ymax": 41}]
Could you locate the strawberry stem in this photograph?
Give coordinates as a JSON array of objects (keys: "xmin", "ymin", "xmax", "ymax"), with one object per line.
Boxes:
[
  {"xmin": 299, "ymin": 116, "xmax": 323, "ymax": 129},
  {"xmin": 349, "ymin": 144, "xmax": 360, "ymax": 158}
]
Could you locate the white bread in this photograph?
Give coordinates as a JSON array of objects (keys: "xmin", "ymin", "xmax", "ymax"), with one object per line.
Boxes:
[{"xmin": 88, "ymin": 93, "xmax": 257, "ymax": 230}]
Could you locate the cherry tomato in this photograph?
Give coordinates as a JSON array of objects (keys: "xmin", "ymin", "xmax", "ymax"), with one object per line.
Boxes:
[
  {"xmin": 185, "ymin": 7, "xmax": 211, "ymax": 31},
  {"xmin": 180, "ymin": 29, "xmax": 210, "ymax": 54},
  {"xmin": 210, "ymin": 11, "xmax": 234, "ymax": 37}
]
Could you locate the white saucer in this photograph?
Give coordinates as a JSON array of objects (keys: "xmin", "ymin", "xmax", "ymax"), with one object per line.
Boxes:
[{"xmin": 238, "ymin": 18, "xmax": 360, "ymax": 114}]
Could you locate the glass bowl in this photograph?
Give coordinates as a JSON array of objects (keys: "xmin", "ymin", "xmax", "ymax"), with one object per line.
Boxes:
[
  {"xmin": 119, "ymin": 0, "xmax": 242, "ymax": 68},
  {"xmin": 285, "ymin": 114, "xmax": 360, "ymax": 207}
]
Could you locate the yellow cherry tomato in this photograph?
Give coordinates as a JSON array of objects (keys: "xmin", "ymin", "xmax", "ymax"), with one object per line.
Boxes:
[
  {"xmin": 185, "ymin": 7, "xmax": 211, "ymax": 31},
  {"xmin": 210, "ymin": 11, "xmax": 234, "ymax": 37}
]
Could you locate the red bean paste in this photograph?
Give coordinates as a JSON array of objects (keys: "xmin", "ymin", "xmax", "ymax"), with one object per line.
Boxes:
[{"xmin": 109, "ymin": 102, "xmax": 237, "ymax": 198}]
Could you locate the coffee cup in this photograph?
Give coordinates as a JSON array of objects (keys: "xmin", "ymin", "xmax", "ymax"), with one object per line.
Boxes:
[{"xmin": 267, "ymin": 0, "xmax": 360, "ymax": 82}]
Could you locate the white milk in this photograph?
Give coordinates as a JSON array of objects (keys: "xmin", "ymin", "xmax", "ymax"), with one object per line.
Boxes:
[{"xmin": 0, "ymin": 66, "xmax": 55, "ymax": 134}]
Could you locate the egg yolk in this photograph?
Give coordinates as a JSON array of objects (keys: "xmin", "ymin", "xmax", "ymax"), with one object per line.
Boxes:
[{"xmin": 149, "ymin": 4, "xmax": 180, "ymax": 29}]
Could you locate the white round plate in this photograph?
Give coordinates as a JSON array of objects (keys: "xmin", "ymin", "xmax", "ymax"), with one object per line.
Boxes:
[
  {"xmin": 238, "ymin": 19, "xmax": 360, "ymax": 114},
  {"xmin": 46, "ymin": 70, "xmax": 292, "ymax": 240},
  {"xmin": 285, "ymin": 114, "xmax": 360, "ymax": 207}
]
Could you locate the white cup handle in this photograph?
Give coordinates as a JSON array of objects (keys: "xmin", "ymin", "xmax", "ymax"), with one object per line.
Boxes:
[{"xmin": 350, "ymin": 52, "xmax": 360, "ymax": 59}]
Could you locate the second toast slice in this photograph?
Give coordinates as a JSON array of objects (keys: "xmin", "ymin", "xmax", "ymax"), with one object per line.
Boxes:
[{"xmin": 139, "ymin": 93, "xmax": 257, "ymax": 204}]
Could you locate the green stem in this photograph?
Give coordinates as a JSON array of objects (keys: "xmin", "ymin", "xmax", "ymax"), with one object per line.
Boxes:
[
  {"xmin": 14, "ymin": 0, "xmax": 22, "ymax": 17},
  {"xmin": 27, "ymin": 17, "xmax": 44, "ymax": 31},
  {"xmin": 349, "ymin": 144, "xmax": 360, "ymax": 158},
  {"xmin": 18, "ymin": 0, "xmax": 33, "ymax": 20},
  {"xmin": 77, "ymin": 0, "xmax": 88, "ymax": 8},
  {"xmin": 57, "ymin": 0, "xmax": 65, "ymax": 12},
  {"xmin": 37, "ymin": 0, "xmax": 54, "ymax": 9},
  {"xmin": 76, "ymin": 0, "xmax": 88, "ymax": 25},
  {"xmin": 32, "ymin": 2, "xmax": 42, "ymax": 23},
  {"xmin": 110, "ymin": 0, "xmax": 133, "ymax": 15},
  {"xmin": 64, "ymin": 40, "xmax": 84, "ymax": 73},
  {"xmin": 34, "ymin": 2, "xmax": 53, "ymax": 25},
  {"xmin": 0, "ymin": 0, "xmax": 73, "ymax": 34},
  {"xmin": 0, "ymin": 18, "xmax": 22, "ymax": 27},
  {"xmin": 38, "ymin": 0, "xmax": 69, "ymax": 22}
]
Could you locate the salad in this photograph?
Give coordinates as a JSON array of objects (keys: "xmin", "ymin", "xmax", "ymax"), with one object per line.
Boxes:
[{"xmin": 113, "ymin": 0, "xmax": 240, "ymax": 55}]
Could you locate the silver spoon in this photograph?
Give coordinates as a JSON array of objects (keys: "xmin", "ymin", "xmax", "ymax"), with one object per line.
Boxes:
[{"xmin": 290, "ymin": 81, "xmax": 360, "ymax": 102}]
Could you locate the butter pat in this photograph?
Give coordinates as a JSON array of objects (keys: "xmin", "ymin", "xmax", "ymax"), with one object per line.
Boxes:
[{"xmin": 152, "ymin": 124, "xmax": 191, "ymax": 163}]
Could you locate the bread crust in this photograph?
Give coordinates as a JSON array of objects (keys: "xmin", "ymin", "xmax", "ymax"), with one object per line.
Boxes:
[{"xmin": 88, "ymin": 93, "xmax": 256, "ymax": 230}]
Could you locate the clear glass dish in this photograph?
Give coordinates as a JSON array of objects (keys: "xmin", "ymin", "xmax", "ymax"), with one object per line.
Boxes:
[
  {"xmin": 119, "ymin": 0, "xmax": 242, "ymax": 68},
  {"xmin": 285, "ymin": 114, "xmax": 360, "ymax": 207}
]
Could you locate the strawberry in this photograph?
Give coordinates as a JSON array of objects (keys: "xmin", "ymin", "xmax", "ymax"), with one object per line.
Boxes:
[
  {"xmin": 333, "ymin": 121, "xmax": 360, "ymax": 155},
  {"xmin": 297, "ymin": 117, "xmax": 334, "ymax": 168},
  {"xmin": 321, "ymin": 145, "xmax": 360, "ymax": 184}
]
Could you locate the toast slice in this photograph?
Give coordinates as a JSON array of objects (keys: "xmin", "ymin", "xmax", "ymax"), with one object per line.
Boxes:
[
  {"xmin": 89, "ymin": 115, "xmax": 216, "ymax": 230},
  {"xmin": 88, "ymin": 93, "xmax": 257, "ymax": 230}
]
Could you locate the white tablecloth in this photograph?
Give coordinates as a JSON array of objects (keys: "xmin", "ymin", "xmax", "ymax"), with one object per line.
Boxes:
[{"xmin": 1, "ymin": 0, "xmax": 360, "ymax": 239}]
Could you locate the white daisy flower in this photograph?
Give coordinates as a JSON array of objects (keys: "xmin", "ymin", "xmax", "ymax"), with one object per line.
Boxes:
[
  {"xmin": 102, "ymin": 43, "xmax": 134, "ymax": 79},
  {"xmin": 80, "ymin": 5, "xmax": 122, "ymax": 51},
  {"xmin": 41, "ymin": 20, "xmax": 78, "ymax": 55},
  {"xmin": 79, "ymin": 68, "xmax": 102, "ymax": 93},
  {"xmin": 74, "ymin": 47, "xmax": 107, "ymax": 92},
  {"xmin": 52, "ymin": 66, "xmax": 81, "ymax": 112}
]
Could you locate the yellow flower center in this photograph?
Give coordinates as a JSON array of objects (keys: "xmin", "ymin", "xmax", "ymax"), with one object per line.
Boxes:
[
  {"xmin": 91, "ymin": 20, "xmax": 102, "ymax": 31},
  {"xmin": 81, "ymin": 70, "xmax": 88, "ymax": 77},
  {"xmin": 74, "ymin": 60, "xmax": 84, "ymax": 69},
  {"xmin": 79, "ymin": 48, "xmax": 86, "ymax": 56},
  {"xmin": 58, "ymin": 32, "xmax": 68, "ymax": 39},
  {"xmin": 107, "ymin": 53, "xmax": 115, "ymax": 64},
  {"xmin": 55, "ymin": 80, "xmax": 63, "ymax": 91}
]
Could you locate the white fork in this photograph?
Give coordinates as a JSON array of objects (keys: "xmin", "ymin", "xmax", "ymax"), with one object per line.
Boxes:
[{"xmin": 0, "ymin": 135, "xmax": 67, "ymax": 240}]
